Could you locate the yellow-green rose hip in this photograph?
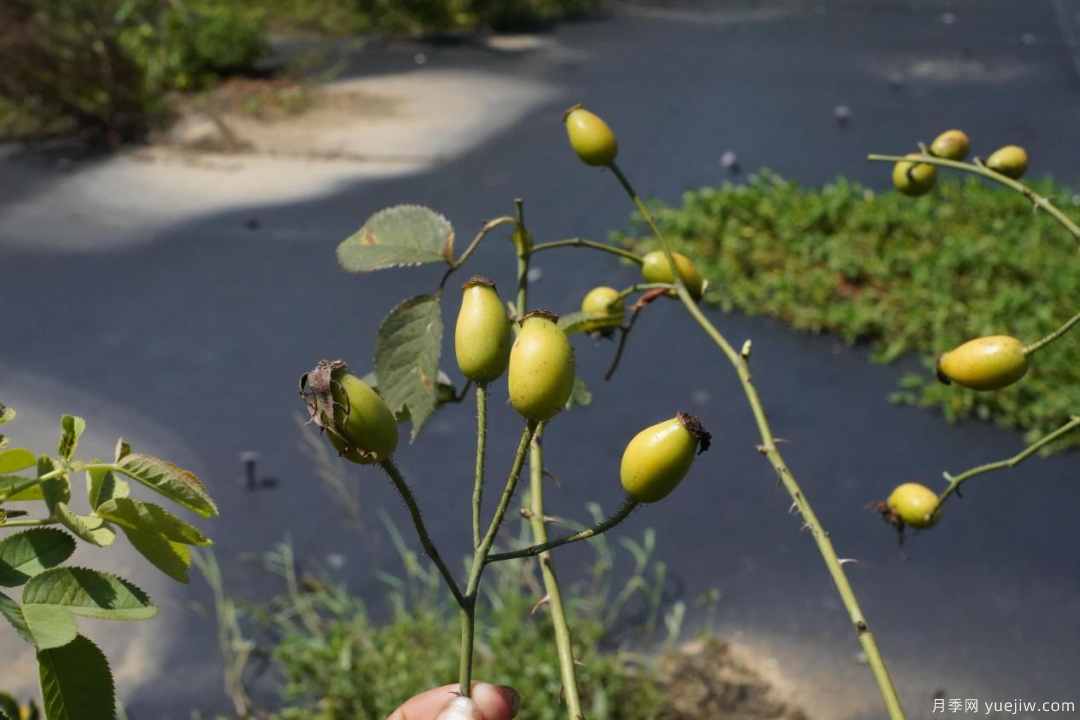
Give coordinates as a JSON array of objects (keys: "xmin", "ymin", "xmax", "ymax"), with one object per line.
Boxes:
[
  {"xmin": 564, "ymin": 104, "xmax": 618, "ymax": 167},
  {"xmin": 620, "ymin": 413, "xmax": 711, "ymax": 503},
  {"xmin": 936, "ymin": 335, "xmax": 1029, "ymax": 390},
  {"xmin": 581, "ymin": 286, "xmax": 625, "ymax": 335},
  {"xmin": 508, "ymin": 310, "xmax": 576, "ymax": 422},
  {"xmin": 641, "ymin": 250, "xmax": 707, "ymax": 301},
  {"xmin": 930, "ymin": 129, "xmax": 970, "ymax": 161},
  {"xmin": 299, "ymin": 359, "xmax": 398, "ymax": 464},
  {"xmin": 455, "ymin": 276, "xmax": 512, "ymax": 384},
  {"xmin": 892, "ymin": 153, "xmax": 936, "ymax": 196},
  {"xmin": 886, "ymin": 483, "xmax": 941, "ymax": 529},
  {"xmin": 986, "ymin": 145, "xmax": 1028, "ymax": 179}
]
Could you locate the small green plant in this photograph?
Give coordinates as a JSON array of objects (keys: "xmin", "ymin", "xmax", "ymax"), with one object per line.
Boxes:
[
  {"xmin": 0, "ymin": 404, "xmax": 218, "ymax": 719},
  {"xmin": 615, "ymin": 172, "xmax": 1080, "ymax": 450}
]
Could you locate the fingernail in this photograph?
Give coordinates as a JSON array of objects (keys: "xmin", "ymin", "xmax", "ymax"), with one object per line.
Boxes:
[{"xmin": 496, "ymin": 685, "xmax": 521, "ymax": 717}]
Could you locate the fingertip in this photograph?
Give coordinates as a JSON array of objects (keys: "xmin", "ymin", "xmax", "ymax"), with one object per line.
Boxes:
[{"xmin": 471, "ymin": 682, "xmax": 521, "ymax": 719}]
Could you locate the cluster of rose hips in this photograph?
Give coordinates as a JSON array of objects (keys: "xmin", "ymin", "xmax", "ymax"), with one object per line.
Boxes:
[
  {"xmin": 302, "ymin": 277, "xmax": 710, "ymax": 509},
  {"xmin": 882, "ymin": 131, "xmax": 1044, "ymax": 536},
  {"xmin": 892, "ymin": 128, "xmax": 1028, "ymax": 197}
]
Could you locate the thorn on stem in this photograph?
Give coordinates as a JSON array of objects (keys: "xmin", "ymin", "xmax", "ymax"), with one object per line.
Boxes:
[
  {"xmin": 838, "ymin": 558, "xmax": 858, "ymax": 566},
  {"xmin": 531, "ymin": 594, "xmax": 551, "ymax": 614}
]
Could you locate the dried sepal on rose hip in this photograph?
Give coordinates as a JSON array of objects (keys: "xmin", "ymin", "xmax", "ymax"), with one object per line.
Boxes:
[
  {"xmin": 581, "ymin": 286, "xmax": 625, "ymax": 336},
  {"xmin": 877, "ymin": 482, "xmax": 942, "ymax": 532},
  {"xmin": 299, "ymin": 359, "xmax": 398, "ymax": 464},
  {"xmin": 936, "ymin": 336, "xmax": 1029, "ymax": 391},
  {"xmin": 563, "ymin": 104, "xmax": 618, "ymax": 168},
  {"xmin": 508, "ymin": 310, "xmax": 576, "ymax": 423},
  {"xmin": 620, "ymin": 412, "xmax": 711, "ymax": 503},
  {"xmin": 892, "ymin": 153, "xmax": 937, "ymax": 196},
  {"xmin": 640, "ymin": 250, "xmax": 708, "ymax": 301},
  {"xmin": 455, "ymin": 276, "xmax": 512, "ymax": 385}
]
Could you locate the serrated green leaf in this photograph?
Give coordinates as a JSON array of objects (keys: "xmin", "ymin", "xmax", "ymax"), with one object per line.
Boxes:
[
  {"xmin": 375, "ymin": 294, "xmax": 443, "ymax": 440},
  {"xmin": 0, "ymin": 475, "xmax": 43, "ymax": 502},
  {"xmin": 337, "ymin": 205, "xmax": 454, "ymax": 273},
  {"xmin": 57, "ymin": 416, "xmax": 85, "ymax": 462},
  {"xmin": 86, "ymin": 467, "xmax": 129, "ymax": 511},
  {"xmin": 361, "ymin": 369, "xmax": 460, "ymax": 421},
  {"xmin": 53, "ymin": 504, "xmax": 115, "ymax": 548},
  {"xmin": 120, "ymin": 527, "xmax": 191, "ymax": 583},
  {"xmin": 0, "ymin": 529, "xmax": 77, "ymax": 587},
  {"xmin": 24, "ymin": 568, "xmax": 156, "ymax": 621},
  {"xmin": 96, "ymin": 498, "xmax": 210, "ymax": 545},
  {"xmin": 114, "ymin": 454, "xmax": 217, "ymax": 518},
  {"xmin": 0, "ymin": 693, "xmax": 18, "ymax": 720},
  {"xmin": 0, "ymin": 592, "xmax": 78, "ymax": 650},
  {"xmin": 566, "ymin": 376, "xmax": 592, "ymax": 411},
  {"xmin": 39, "ymin": 635, "xmax": 115, "ymax": 720},
  {"xmin": 113, "ymin": 439, "xmax": 131, "ymax": 463},
  {"xmin": 0, "ymin": 405, "xmax": 14, "ymax": 424},
  {"xmin": 0, "ymin": 449, "xmax": 36, "ymax": 475}
]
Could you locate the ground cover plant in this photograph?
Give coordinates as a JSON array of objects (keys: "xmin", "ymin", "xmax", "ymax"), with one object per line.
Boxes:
[{"xmin": 614, "ymin": 171, "xmax": 1080, "ymax": 449}]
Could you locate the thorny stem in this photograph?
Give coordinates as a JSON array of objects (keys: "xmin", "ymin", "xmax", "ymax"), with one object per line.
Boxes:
[
  {"xmin": 487, "ymin": 496, "xmax": 639, "ymax": 563},
  {"xmin": 867, "ymin": 153, "xmax": 1080, "ymax": 245},
  {"xmin": 527, "ymin": 429, "xmax": 584, "ymax": 720},
  {"xmin": 939, "ymin": 415, "xmax": 1080, "ymax": 508},
  {"xmin": 529, "ymin": 238, "xmax": 644, "ymax": 265},
  {"xmin": 1024, "ymin": 307, "xmax": 1080, "ymax": 355},
  {"xmin": 459, "ymin": 421, "xmax": 539, "ymax": 696},
  {"xmin": 608, "ymin": 161, "xmax": 906, "ymax": 720},
  {"xmin": 378, "ymin": 458, "xmax": 465, "ymax": 606},
  {"xmin": 514, "ymin": 202, "xmax": 586, "ymax": 719},
  {"xmin": 440, "ymin": 216, "xmax": 518, "ymax": 289},
  {"xmin": 473, "ymin": 384, "xmax": 488, "ymax": 549}
]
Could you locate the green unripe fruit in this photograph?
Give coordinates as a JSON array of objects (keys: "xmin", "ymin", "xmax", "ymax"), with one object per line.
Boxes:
[
  {"xmin": 581, "ymin": 286, "xmax": 625, "ymax": 334},
  {"xmin": 564, "ymin": 104, "xmax": 618, "ymax": 167},
  {"xmin": 986, "ymin": 145, "xmax": 1028, "ymax": 179},
  {"xmin": 892, "ymin": 153, "xmax": 937, "ymax": 196},
  {"xmin": 930, "ymin": 129, "xmax": 970, "ymax": 161},
  {"xmin": 620, "ymin": 413, "xmax": 711, "ymax": 503},
  {"xmin": 455, "ymin": 276, "xmax": 512, "ymax": 384},
  {"xmin": 886, "ymin": 483, "xmax": 941, "ymax": 529},
  {"xmin": 328, "ymin": 371, "xmax": 399, "ymax": 464},
  {"xmin": 641, "ymin": 250, "xmax": 707, "ymax": 301},
  {"xmin": 936, "ymin": 335, "xmax": 1029, "ymax": 391},
  {"xmin": 508, "ymin": 310, "xmax": 576, "ymax": 422}
]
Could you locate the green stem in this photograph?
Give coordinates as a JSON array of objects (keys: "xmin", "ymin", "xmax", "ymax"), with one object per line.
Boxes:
[
  {"xmin": 0, "ymin": 517, "xmax": 57, "ymax": 529},
  {"xmin": 608, "ymin": 161, "xmax": 906, "ymax": 720},
  {"xmin": 529, "ymin": 238, "xmax": 644, "ymax": 265},
  {"xmin": 459, "ymin": 421, "xmax": 538, "ymax": 697},
  {"xmin": 867, "ymin": 153, "xmax": 1080, "ymax": 244},
  {"xmin": 378, "ymin": 458, "xmax": 465, "ymax": 606},
  {"xmin": 487, "ymin": 496, "xmax": 639, "ymax": 563},
  {"xmin": 1024, "ymin": 307, "xmax": 1080, "ymax": 355},
  {"xmin": 617, "ymin": 282, "xmax": 672, "ymax": 301},
  {"xmin": 440, "ymin": 216, "xmax": 518, "ymax": 289},
  {"xmin": 513, "ymin": 201, "xmax": 585, "ymax": 718},
  {"xmin": 939, "ymin": 415, "xmax": 1080, "ymax": 507},
  {"xmin": 527, "ymin": 429, "xmax": 584, "ymax": 720},
  {"xmin": 473, "ymin": 384, "xmax": 488, "ymax": 549}
]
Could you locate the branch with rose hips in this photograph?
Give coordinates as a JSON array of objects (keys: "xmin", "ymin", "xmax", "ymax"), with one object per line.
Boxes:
[{"xmin": 301, "ymin": 115, "xmax": 1080, "ymax": 720}]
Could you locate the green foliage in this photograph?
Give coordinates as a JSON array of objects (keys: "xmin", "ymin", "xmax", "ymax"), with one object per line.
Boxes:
[
  {"xmin": 38, "ymin": 635, "xmax": 115, "ymax": 720},
  {"xmin": 337, "ymin": 206, "xmax": 455, "ymax": 274},
  {"xmin": 375, "ymin": 294, "xmax": 445, "ymax": 440},
  {"xmin": 0, "ymin": 0, "xmax": 265, "ymax": 141},
  {"xmin": 616, "ymin": 172, "xmax": 1080, "ymax": 448},
  {"xmin": 0, "ymin": 408, "xmax": 218, "ymax": 719},
  {"xmin": 205, "ymin": 517, "xmax": 674, "ymax": 720}
]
